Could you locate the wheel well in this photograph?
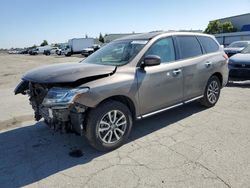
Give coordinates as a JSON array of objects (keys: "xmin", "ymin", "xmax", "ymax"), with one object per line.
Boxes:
[
  {"xmin": 211, "ymin": 72, "xmax": 223, "ymax": 87},
  {"xmin": 99, "ymin": 95, "xmax": 136, "ymax": 120}
]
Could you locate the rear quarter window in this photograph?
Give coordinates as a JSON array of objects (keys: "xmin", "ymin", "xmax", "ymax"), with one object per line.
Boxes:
[
  {"xmin": 197, "ymin": 36, "xmax": 219, "ymax": 53},
  {"xmin": 176, "ymin": 36, "xmax": 203, "ymax": 59}
]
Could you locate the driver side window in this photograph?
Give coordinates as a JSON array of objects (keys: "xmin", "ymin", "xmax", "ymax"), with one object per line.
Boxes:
[{"xmin": 145, "ymin": 37, "xmax": 176, "ymax": 63}]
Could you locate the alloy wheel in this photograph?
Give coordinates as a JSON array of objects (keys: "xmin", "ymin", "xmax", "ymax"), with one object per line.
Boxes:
[
  {"xmin": 97, "ymin": 110, "xmax": 127, "ymax": 144},
  {"xmin": 207, "ymin": 80, "xmax": 219, "ymax": 104}
]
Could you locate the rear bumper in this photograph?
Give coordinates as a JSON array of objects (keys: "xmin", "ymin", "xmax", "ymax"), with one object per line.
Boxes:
[
  {"xmin": 221, "ymin": 65, "xmax": 229, "ymax": 87},
  {"xmin": 81, "ymin": 52, "xmax": 89, "ymax": 56},
  {"xmin": 81, "ymin": 51, "xmax": 92, "ymax": 56}
]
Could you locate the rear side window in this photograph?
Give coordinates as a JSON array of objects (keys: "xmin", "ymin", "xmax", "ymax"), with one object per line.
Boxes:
[
  {"xmin": 198, "ymin": 36, "xmax": 219, "ymax": 53},
  {"xmin": 176, "ymin": 36, "xmax": 202, "ymax": 59}
]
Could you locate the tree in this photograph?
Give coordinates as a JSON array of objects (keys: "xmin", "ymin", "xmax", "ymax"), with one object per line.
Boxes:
[
  {"xmin": 221, "ymin": 22, "xmax": 237, "ymax": 33},
  {"xmin": 204, "ymin": 20, "xmax": 237, "ymax": 34},
  {"xmin": 204, "ymin": 20, "xmax": 222, "ymax": 34},
  {"xmin": 99, "ymin": 33, "xmax": 104, "ymax": 43},
  {"xmin": 40, "ymin": 40, "xmax": 48, "ymax": 46},
  {"xmin": 31, "ymin": 44, "xmax": 37, "ymax": 48}
]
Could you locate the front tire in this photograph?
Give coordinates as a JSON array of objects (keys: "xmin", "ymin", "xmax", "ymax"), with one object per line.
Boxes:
[
  {"xmin": 86, "ymin": 100, "xmax": 133, "ymax": 151},
  {"xmin": 200, "ymin": 76, "xmax": 221, "ymax": 107}
]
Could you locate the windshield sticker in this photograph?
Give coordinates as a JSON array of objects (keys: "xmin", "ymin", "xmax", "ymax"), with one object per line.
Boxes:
[{"xmin": 131, "ymin": 40, "xmax": 148, "ymax": 45}]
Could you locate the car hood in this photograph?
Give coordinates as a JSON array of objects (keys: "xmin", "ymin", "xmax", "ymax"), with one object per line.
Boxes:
[
  {"xmin": 229, "ymin": 53, "xmax": 250, "ymax": 64},
  {"xmin": 23, "ymin": 62, "xmax": 116, "ymax": 83},
  {"xmin": 224, "ymin": 47, "xmax": 244, "ymax": 53}
]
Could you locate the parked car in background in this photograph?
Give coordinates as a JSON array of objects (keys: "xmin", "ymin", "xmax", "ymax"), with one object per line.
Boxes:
[
  {"xmin": 15, "ymin": 32, "xmax": 228, "ymax": 151},
  {"xmin": 224, "ymin": 41, "xmax": 250, "ymax": 57},
  {"xmin": 20, "ymin": 49, "xmax": 29, "ymax": 54},
  {"xmin": 28, "ymin": 48, "xmax": 38, "ymax": 55},
  {"xmin": 81, "ymin": 44, "xmax": 101, "ymax": 57},
  {"xmin": 64, "ymin": 38, "xmax": 94, "ymax": 56},
  {"xmin": 29, "ymin": 46, "xmax": 52, "ymax": 55},
  {"xmin": 55, "ymin": 43, "xmax": 68, "ymax": 55},
  {"xmin": 44, "ymin": 47, "xmax": 60, "ymax": 55},
  {"xmin": 56, "ymin": 48, "xmax": 63, "ymax": 55},
  {"xmin": 228, "ymin": 44, "xmax": 250, "ymax": 80},
  {"xmin": 8, "ymin": 50, "xmax": 20, "ymax": 54}
]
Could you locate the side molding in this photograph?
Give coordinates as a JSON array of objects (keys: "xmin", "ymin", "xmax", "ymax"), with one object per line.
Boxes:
[{"xmin": 137, "ymin": 95, "xmax": 203, "ymax": 119}]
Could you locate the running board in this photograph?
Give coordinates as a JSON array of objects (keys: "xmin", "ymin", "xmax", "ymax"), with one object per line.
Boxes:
[{"xmin": 137, "ymin": 95, "xmax": 203, "ymax": 119}]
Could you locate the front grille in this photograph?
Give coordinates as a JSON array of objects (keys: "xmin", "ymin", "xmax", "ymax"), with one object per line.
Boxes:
[
  {"xmin": 40, "ymin": 106, "xmax": 51, "ymax": 122},
  {"xmin": 229, "ymin": 69, "xmax": 250, "ymax": 78},
  {"xmin": 233, "ymin": 64, "xmax": 250, "ymax": 68}
]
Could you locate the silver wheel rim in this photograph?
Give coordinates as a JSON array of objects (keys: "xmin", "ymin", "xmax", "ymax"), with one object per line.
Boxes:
[
  {"xmin": 97, "ymin": 110, "xmax": 127, "ymax": 144},
  {"xmin": 207, "ymin": 80, "xmax": 219, "ymax": 104}
]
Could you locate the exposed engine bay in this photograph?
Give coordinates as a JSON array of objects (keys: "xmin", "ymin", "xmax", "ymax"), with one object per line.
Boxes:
[
  {"xmin": 17, "ymin": 81, "xmax": 88, "ymax": 135},
  {"xmin": 14, "ymin": 63, "xmax": 117, "ymax": 135}
]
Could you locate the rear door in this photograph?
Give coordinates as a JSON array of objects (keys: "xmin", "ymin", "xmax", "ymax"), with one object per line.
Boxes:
[
  {"xmin": 175, "ymin": 35, "xmax": 213, "ymax": 100},
  {"xmin": 136, "ymin": 37, "xmax": 184, "ymax": 115},
  {"xmin": 196, "ymin": 36, "xmax": 221, "ymax": 81}
]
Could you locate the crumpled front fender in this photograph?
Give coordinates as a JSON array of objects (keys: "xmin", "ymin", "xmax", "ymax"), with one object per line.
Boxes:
[{"xmin": 14, "ymin": 80, "xmax": 29, "ymax": 95}]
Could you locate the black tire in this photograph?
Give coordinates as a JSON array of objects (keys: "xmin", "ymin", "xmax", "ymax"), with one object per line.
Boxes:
[
  {"xmin": 200, "ymin": 76, "xmax": 221, "ymax": 107},
  {"xmin": 65, "ymin": 52, "xmax": 72, "ymax": 57},
  {"xmin": 85, "ymin": 100, "xmax": 133, "ymax": 151}
]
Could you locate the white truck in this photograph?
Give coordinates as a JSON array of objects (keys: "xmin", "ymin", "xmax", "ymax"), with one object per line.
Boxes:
[
  {"xmin": 64, "ymin": 38, "xmax": 94, "ymax": 56},
  {"xmin": 29, "ymin": 45, "xmax": 52, "ymax": 55}
]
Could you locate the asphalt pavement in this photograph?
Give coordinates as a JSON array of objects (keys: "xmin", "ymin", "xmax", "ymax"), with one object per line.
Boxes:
[{"xmin": 0, "ymin": 83, "xmax": 250, "ymax": 188}]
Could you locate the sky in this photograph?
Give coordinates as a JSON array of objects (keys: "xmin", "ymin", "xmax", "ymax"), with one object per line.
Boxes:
[{"xmin": 0, "ymin": 0, "xmax": 250, "ymax": 49}]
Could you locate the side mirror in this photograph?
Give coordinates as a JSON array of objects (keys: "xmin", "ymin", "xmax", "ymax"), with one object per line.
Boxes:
[{"xmin": 141, "ymin": 55, "xmax": 161, "ymax": 68}]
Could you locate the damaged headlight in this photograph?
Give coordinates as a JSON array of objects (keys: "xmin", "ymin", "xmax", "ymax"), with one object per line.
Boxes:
[{"xmin": 42, "ymin": 87, "xmax": 89, "ymax": 106}]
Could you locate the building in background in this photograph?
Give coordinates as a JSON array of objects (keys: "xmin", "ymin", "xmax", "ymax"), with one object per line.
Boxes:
[
  {"xmin": 212, "ymin": 13, "xmax": 250, "ymax": 46},
  {"xmin": 213, "ymin": 13, "xmax": 250, "ymax": 32}
]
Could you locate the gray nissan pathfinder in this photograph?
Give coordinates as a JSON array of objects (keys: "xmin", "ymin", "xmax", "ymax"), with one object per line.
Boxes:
[{"xmin": 15, "ymin": 32, "xmax": 229, "ymax": 151}]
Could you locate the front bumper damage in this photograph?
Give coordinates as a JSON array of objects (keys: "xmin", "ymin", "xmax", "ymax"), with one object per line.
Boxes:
[
  {"xmin": 15, "ymin": 81, "xmax": 88, "ymax": 135},
  {"xmin": 37, "ymin": 103, "xmax": 87, "ymax": 134}
]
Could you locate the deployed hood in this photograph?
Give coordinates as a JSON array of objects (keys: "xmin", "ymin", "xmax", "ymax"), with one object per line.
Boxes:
[
  {"xmin": 23, "ymin": 62, "xmax": 116, "ymax": 83},
  {"xmin": 230, "ymin": 53, "xmax": 250, "ymax": 64}
]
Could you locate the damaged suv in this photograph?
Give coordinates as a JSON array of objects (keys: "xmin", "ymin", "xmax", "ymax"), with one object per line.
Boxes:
[{"xmin": 15, "ymin": 32, "xmax": 229, "ymax": 151}]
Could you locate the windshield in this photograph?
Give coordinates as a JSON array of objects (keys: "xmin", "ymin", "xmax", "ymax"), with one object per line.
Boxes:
[
  {"xmin": 228, "ymin": 41, "xmax": 248, "ymax": 48},
  {"xmin": 81, "ymin": 40, "xmax": 148, "ymax": 66},
  {"xmin": 241, "ymin": 45, "xmax": 250, "ymax": 54}
]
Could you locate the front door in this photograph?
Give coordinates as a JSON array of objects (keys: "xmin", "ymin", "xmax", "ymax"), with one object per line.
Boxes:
[{"xmin": 136, "ymin": 37, "xmax": 183, "ymax": 115}]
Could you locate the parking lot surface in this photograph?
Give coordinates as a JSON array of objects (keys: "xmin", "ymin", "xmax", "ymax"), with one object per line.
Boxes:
[{"xmin": 0, "ymin": 54, "xmax": 250, "ymax": 188}]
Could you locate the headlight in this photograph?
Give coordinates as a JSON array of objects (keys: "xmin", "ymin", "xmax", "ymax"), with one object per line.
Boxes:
[{"xmin": 42, "ymin": 87, "xmax": 89, "ymax": 106}]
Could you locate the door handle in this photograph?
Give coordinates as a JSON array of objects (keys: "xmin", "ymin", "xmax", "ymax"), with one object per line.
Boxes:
[
  {"xmin": 205, "ymin": 61, "xmax": 212, "ymax": 67},
  {"xmin": 172, "ymin": 69, "xmax": 182, "ymax": 75}
]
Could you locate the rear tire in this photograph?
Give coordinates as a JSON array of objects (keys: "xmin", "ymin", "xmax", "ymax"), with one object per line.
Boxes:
[
  {"xmin": 200, "ymin": 76, "xmax": 221, "ymax": 107},
  {"xmin": 65, "ymin": 52, "xmax": 72, "ymax": 57},
  {"xmin": 85, "ymin": 100, "xmax": 133, "ymax": 151}
]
